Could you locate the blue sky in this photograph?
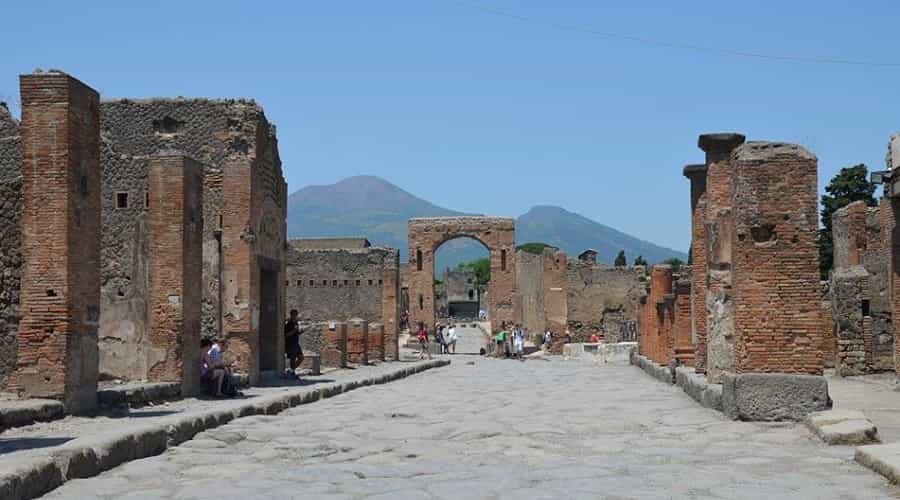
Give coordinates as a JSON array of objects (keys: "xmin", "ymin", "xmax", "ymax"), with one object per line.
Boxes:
[{"xmin": 2, "ymin": 1, "xmax": 898, "ymax": 252}]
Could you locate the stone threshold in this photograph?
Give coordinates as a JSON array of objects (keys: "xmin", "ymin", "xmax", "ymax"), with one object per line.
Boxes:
[
  {"xmin": 630, "ymin": 352, "xmax": 831, "ymax": 421},
  {"xmin": 0, "ymin": 400, "xmax": 65, "ymax": 434},
  {"xmin": 0, "ymin": 359, "xmax": 450, "ymax": 500}
]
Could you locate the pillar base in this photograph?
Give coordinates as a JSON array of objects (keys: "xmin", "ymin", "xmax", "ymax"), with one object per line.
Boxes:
[{"xmin": 722, "ymin": 373, "xmax": 831, "ymax": 421}]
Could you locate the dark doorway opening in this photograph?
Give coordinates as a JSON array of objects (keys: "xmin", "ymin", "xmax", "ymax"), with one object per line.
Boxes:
[{"xmin": 259, "ymin": 269, "xmax": 278, "ymax": 372}]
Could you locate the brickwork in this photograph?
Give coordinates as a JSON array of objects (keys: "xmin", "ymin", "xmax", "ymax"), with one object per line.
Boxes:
[
  {"xmin": 543, "ymin": 249, "xmax": 568, "ymax": 353},
  {"xmin": 699, "ymin": 133, "xmax": 745, "ymax": 382},
  {"xmin": 565, "ymin": 260, "xmax": 643, "ymax": 343},
  {"xmin": 673, "ymin": 276, "xmax": 694, "ymax": 367},
  {"xmin": 347, "ymin": 319, "xmax": 369, "ymax": 365},
  {"xmin": 883, "ymin": 196, "xmax": 900, "ymax": 374},
  {"xmin": 408, "ymin": 217, "xmax": 515, "ymax": 331},
  {"xmin": 638, "ymin": 265, "xmax": 673, "ymax": 365},
  {"xmin": 320, "ymin": 321, "xmax": 347, "ymax": 368},
  {"xmin": 683, "ymin": 164, "xmax": 708, "ymax": 372},
  {"xmin": 12, "ymin": 72, "xmax": 100, "ymax": 413},
  {"xmin": 368, "ymin": 322, "xmax": 385, "ymax": 362},
  {"xmin": 99, "ymin": 99, "xmax": 287, "ymax": 383},
  {"xmin": 146, "ymin": 154, "xmax": 203, "ymax": 394},
  {"xmin": 830, "ymin": 200, "xmax": 893, "ymax": 374},
  {"xmin": 732, "ymin": 142, "xmax": 822, "ymax": 375}
]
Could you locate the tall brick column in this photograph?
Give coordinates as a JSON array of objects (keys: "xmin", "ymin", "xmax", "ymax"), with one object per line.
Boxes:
[
  {"xmin": 368, "ymin": 322, "xmax": 385, "ymax": 361},
  {"xmin": 381, "ymin": 254, "xmax": 400, "ymax": 359},
  {"xmin": 542, "ymin": 249, "xmax": 568, "ymax": 353},
  {"xmin": 698, "ymin": 133, "xmax": 745, "ymax": 382},
  {"xmin": 673, "ymin": 277, "xmax": 694, "ymax": 367},
  {"xmin": 147, "ymin": 153, "xmax": 203, "ymax": 395},
  {"xmin": 731, "ymin": 142, "xmax": 822, "ymax": 375},
  {"xmin": 683, "ymin": 164, "xmax": 708, "ymax": 372},
  {"xmin": 13, "ymin": 72, "xmax": 100, "ymax": 413},
  {"xmin": 650, "ymin": 265, "xmax": 674, "ymax": 364}
]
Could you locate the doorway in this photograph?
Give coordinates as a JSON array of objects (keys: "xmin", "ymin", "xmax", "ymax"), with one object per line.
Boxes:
[{"xmin": 259, "ymin": 269, "xmax": 278, "ymax": 372}]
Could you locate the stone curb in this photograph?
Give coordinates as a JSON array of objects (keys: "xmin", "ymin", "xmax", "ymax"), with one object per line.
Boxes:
[
  {"xmin": 675, "ymin": 366, "xmax": 723, "ymax": 411},
  {"xmin": 0, "ymin": 359, "xmax": 450, "ymax": 500},
  {"xmin": 856, "ymin": 442, "xmax": 900, "ymax": 484},
  {"xmin": 0, "ymin": 399, "xmax": 65, "ymax": 433},
  {"xmin": 629, "ymin": 352, "xmax": 674, "ymax": 384},
  {"xmin": 805, "ymin": 410, "xmax": 879, "ymax": 445}
]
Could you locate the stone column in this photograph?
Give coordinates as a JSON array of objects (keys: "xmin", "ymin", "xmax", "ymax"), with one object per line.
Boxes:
[
  {"xmin": 347, "ymin": 318, "xmax": 369, "ymax": 365},
  {"xmin": 718, "ymin": 141, "xmax": 829, "ymax": 421},
  {"xmin": 147, "ymin": 153, "xmax": 203, "ymax": 395},
  {"xmin": 698, "ymin": 133, "xmax": 745, "ymax": 382},
  {"xmin": 683, "ymin": 163, "xmax": 708, "ymax": 372},
  {"xmin": 673, "ymin": 277, "xmax": 694, "ymax": 367},
  {"xmin": 13, "ymin": 72, "xmax": 100, "ymax": 413},
  {"xmin": 381, "ymin": 251, "xmax": 400, "ymax": 360},
  {"xmin": 321, "ymin": 321, "xmax": 347, "ymax": 368},
  {"xmin": 649, "ymin": 265, "xmax": 673, "ymax": 364}
]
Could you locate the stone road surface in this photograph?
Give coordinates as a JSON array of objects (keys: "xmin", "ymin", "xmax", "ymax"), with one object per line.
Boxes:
[{"xmin": 45, "ymin": 358, "xmax": 899, "ymax": 499}]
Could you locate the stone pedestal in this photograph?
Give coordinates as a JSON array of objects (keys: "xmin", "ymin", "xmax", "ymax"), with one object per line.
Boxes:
[
  {"xmin": 321, "ymin": 322, "xmax": 347, "ymax": 368},
  {"xmin": 347, "ymin": 318, "xmax": 368, "ymax": 365},
  {"xmin": 369, "ymin": 322, "xmax": 386, "ymax": 362}
]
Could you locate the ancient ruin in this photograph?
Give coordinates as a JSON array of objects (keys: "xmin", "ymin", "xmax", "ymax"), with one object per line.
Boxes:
[{"xmin": 408, "ymin": 217, "xmax": 516, "ymax": 329}]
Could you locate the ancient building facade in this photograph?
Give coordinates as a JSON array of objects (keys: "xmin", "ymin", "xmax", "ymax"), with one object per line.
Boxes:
[
  {"xmin": 284, "ymin": 240, "xmax": 400, "ymax": 359},
  {"xmin": 516, "ymin": 248, "xmax": 644, "ymax": 348},
  {"xmin": 440, "ymin": 267, "xmax": 481, "ymax": 318},
  {"xmin": 0, "ymin": 104, "xmax": 21, "ymax": 389},
  {"xmin": 830, "ymin": 200, "xmax": 892, "ymax": 375},
  {"xmin": 99, "ymin": 98, "xmax": 287, "ymax": 383},
  {"xmin": 408, "ymin": 217, "xmax": 516, "ymax": 330}
]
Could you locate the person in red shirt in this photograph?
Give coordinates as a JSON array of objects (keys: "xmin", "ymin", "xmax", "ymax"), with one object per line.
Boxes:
[{"xmin": 589, "ymin": 327, "xmax": 600, "ymax": 344}]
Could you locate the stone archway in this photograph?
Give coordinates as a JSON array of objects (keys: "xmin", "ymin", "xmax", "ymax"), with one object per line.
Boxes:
[{"xmin": 408, "ymin": 217, "xmax": 516, "ymax": 331}]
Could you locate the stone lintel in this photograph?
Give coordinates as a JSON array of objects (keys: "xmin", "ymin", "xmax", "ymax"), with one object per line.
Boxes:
[
  {"xmin": 698, "ymin": 133, "xmax": 746, "ymax": 154},
  {"xmin": 683, "ymin": 163, "xmax": 708, "ymax": 179}
]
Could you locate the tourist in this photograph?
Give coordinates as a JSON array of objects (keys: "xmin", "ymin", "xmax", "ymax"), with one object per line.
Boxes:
[
  {"xmin": 512, "ymin": 324, "xmax": 525, "ymax": 360},
  {"xmin": 208, "ymin": 337, "xmax": 239, "ymax": 397},
  {"xmin": 543, "ymin": 330, "xmax": 552, "ymax": 352},
  {"xmin": 564, "ymin": 329, "xmax": 572, "ymax": 344},
  {"xmin": 447, "ymin": 324, "xmax": 458, "ymax": 354},
  {"xmin": 200, "ymin": 338, "xmax": 225, "ymax": 397},
  {"xmin": 590, "ymin": 328, "xmax": 600, "ymax": 344},
  {"xmin": 435, "ymin": 325, "xmax": 446, "ymax": 354},
  {"xmin": 284, "ymin": 309, "xmax": 304, "ymax": 376},
  {"xmin": 495, "ymin": 325, "xmax": 507, "ymax": 358},
  {"xmin": 417, "ymin": 323, "xmax": 432, "ymax": 360}
]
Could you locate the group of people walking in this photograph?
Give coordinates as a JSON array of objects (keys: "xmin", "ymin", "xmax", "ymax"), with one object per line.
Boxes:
[
  {"xmin": 416, "ymin": 322, "xmax": 459, "ymax": 359},
  {"xmin": 493, "ymin": 323, "xmax": 526, "ymax": 359}
]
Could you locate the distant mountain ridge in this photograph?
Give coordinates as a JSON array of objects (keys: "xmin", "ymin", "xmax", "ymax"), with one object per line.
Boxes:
[{"xmin": 286, "ymin": 175, "xmax": 686, "ymax": 268}]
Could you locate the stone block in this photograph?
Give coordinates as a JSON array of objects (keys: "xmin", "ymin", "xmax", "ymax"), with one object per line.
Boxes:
[
  {"xmin": 675, "ymin": 366, "xmax": 723, "ymax": 411},
  {"xmin": 368, "ymin": 322, "xmax": 385, "ymax": 362},
  {"xmin": 856, "ymin": 442, "xmax": 900, "ymax": 484},
  {"xmin": 721, "ymin": 373, "xmax": 831, "ymax": 421},
  {"xmin": 0, "ymin": 399, "xmax": 65, "ymax": 432},
  {"xmin": 320, "ymin": 321, "xmax": 347, "ymax": 368}
]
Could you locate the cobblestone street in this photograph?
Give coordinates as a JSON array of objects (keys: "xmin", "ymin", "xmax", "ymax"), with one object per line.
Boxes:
[{"xmin": 44, "ymin": 358, "xmax": 898, "ymax": 499}]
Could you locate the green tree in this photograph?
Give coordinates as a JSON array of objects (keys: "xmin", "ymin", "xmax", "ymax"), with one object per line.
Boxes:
[
  {"xmin": 516, "ymin": 242, "xmax": 557, "ymax": 254},
  {"xmin": 819, "ymin": 164, "xmax": 876, "ymax": 279},
  {"xmin": 614, "ymin": 249, "xmax": 627, "ymax": 267},
  {"xmin": 662, "ymin": 257, "xmax": 684, "ymax": 272},
  {"xmin": 633, "ymin": 255, "xmax": 647, "ymax": 266},
  {"xmin": 458, "ymin": 258, "xmax": 491, "ymax": 285}
]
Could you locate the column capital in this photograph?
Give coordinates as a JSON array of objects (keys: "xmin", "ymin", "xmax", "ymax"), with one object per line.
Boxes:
[{"xmin": 698, "ymin": 133, "xmax": 746, "ymax": 154}]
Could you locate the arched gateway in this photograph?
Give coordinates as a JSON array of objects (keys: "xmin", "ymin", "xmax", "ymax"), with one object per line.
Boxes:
[{"xmin": 408, "ymin": 217, "xmax": 516, "ymax": 331}]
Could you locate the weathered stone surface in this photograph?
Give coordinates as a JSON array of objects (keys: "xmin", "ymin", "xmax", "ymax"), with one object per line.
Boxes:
[
  {"xmin": 722, "ymin": 373, "xmax": 831, "ymax": 421},
  {"xmin": 674, "ymin": 366, "xmax": 723, "ymax": 411},
  {"xmin": 96, "ymin": 382, "xmax": 181, "ymax": 409},
  {"xmin": 631, "ymin": 353, "xmax": 674, "ymax": 384},
  {"xmin": 856, "ymin": 441, "xmax": 900, "ymax": 484},
  {"xmin": 805, "ymin": 409, "xmax": 879, "ymax": 445},
  {"xmin": 0, "ymin": 398, "xmax": 64, "ymax": 432}
]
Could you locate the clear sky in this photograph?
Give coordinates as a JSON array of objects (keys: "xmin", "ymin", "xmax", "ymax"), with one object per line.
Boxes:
[{"xmin": 2, "ymin": 1, "xmax": 898, "ymax": 252}]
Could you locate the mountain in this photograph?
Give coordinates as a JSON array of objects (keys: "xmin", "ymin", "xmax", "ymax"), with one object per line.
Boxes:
[
  {"xmin": 517, "ymin": 205, "xmax": 687, "ymax": 265},
  {"xmin": 286, "ymin": 176, "xmax": 687, "ymax": 268}
]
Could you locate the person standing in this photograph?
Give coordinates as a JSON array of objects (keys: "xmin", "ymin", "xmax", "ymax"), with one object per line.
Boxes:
[
  {"xmin": 495, "ymin": 325, "xmax": 507, "ymax": 358},
  {"xmin": 417, "ymin": 323, "xmax": 432, "ymax": 360},
  {"xmin": 590, "ymin": 327, "xmax": 600, "ymax": 344},
  {"xmin": 512, "ymin": 325, "xmax": 524, "ymax": 360},
  {"xmin": 543, "ymin": 330, "xmax": 552, "ymax": 352},
  {"xmin": 284, "ymin": 309, "xmax": 304, "ymax": 376},
  {"xmin": 447, "ymin": 324, "xmax": 458, "ymax": 354},
  {"xmin": 435, "ymin": 325, "xmax": 446, "ymax": 354}
]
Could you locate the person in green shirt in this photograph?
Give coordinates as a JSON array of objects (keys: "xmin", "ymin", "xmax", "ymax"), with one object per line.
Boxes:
[{"xmin": 495, "ymin": 327, "xmax": 507, "ymax": 358}]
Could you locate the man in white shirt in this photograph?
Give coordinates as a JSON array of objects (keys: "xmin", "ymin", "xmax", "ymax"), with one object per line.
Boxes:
[{"xmin": 447, "ymin": 325, "xmax": 458, "ymax": 354}]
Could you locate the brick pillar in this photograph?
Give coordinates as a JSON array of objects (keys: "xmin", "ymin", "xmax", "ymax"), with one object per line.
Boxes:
[
  {"xmin": 649, "ymin": 265, "xmax": 673, "ymax": 364},
  {"xmin": 381, "ymin": 252, "xmax": 400, "ymax": 360},
  {"xmin": 368, "ymin": 322, "xmax": 385, "ymax": 361},
  {"xmin": 13, "ymin": 72, "xmax": 100, "ymax": 413},
  {"xmin": 673, "ymin": 278, "xmax": 694, "ymax": 367},
  {"xmin": 732, "ymin": 142, "xmax": 822, "ymax": 374},
  {"xmin": 321, "ymin": 321, "xmax": 347, "ymax": 368},
  {"xmin": 542, "ymin": 249, "xmax": 568, "ymax": 353},
  {"xmin": 347, "ymin": 318, "xmax": 369, "ymax": 365},
  {"xmin": 683, "ymin": 164, "xmax": 708, "ymax": 372},
  {"xmin": 698, "ymin": 133, "xmax": 745, "ymax": 382},
  {"xmin": 147, "ymin": 153, "xmax": 203, "ymax": 395}
]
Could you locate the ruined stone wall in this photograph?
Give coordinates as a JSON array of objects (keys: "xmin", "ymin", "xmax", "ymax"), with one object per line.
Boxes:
[
  {"xmin": 684, "ymin": 164, "xmax": 708, "ymax": 372},
  {"xmin": 638, "ymin": 266, "xmax": 674, "ymax": 364},
  {"xmin": 0, "ymin": 106, "xmax": 21, "ymax": 389},
  {"xmin": 543, "ymin": 249, "xmax": 568, "ymax": 353},
  {"xmin": 99, "ymin": 98, "xmax": 286, "ymax": 382},
  {"xmin": 732, "ymin": 142, "xmax": 822, "ymax": 375},
  {"xmin": 565, "ymin": 261, "xmax": 643, "ymax": 342},
  {"xmin": 285, "ymin": 244, "xmax": 399, "ymax": 329},
  {"xmin": 830, "ymin": 200, "xmax": 893, "ymax": 374}
]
